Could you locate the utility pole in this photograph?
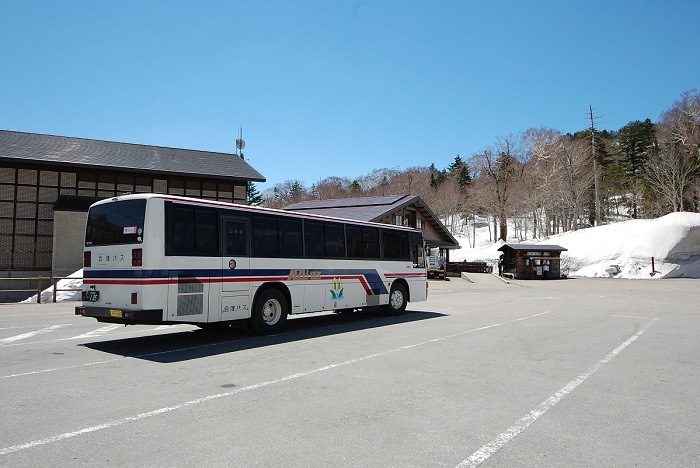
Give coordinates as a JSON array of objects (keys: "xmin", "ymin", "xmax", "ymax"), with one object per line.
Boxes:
[{"xmin": 589, "ymin": 105, "xmax": 601, "ymax": 226}]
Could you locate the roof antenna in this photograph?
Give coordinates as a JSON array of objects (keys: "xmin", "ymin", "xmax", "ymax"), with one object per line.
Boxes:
[{"xmin": 236, "ymin": 127, "xmax": 245, "ymax": 160}]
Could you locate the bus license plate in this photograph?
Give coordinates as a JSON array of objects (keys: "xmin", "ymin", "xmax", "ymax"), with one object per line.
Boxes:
[
  {"xmin": 86, "ymin": 290, "xmax": 99, "ymax": 302},
  {"xmin": 110, "ymin": 310, "xmax": 123, "ymax": 318}
]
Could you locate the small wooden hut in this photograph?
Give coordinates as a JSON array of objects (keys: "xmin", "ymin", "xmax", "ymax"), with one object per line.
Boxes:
[{"xmin": 497, "ymin": 243, "xmax": 568, "ymax": 280}]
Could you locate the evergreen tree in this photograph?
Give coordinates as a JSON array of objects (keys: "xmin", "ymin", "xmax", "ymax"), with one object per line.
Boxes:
[
  {"xmin": 290, "ymin": 180, "xmax": 305, "ymax": 201},
  {"xmin": 429, "ymin": 163, "xmax": 448, "ymax": 189},
  {"xmin": 457, "ymin": 164, "xmax": 473, "ymax": 189},
  {"xmin": 247, "ymin": 181, "xmax": 264, "ymax": 206},
  {"xmin": 616, "ymin": 119, "xmax": 656, "ymax": 217},
  {"xmin": 447, "ymin": 155, "xmax": 473, "ymax": 189},
  {"xmin": 618, "ymin": 119, "xmax": 655, "ymax": 177},
  {"xmin": 571, "ymin": 129, "xmax": 614, "ymax": 166},
  {"xmin": 448, "ymin": 155, "xmax": 465, "ymax": 173}
]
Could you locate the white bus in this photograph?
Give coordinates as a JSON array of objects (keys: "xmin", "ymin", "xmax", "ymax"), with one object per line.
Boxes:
[{"xmin": 75, "ymin": 193, "xmax": 428, "ymax": 334}]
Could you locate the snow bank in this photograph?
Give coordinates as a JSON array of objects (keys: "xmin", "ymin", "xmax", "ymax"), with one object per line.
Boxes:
[
  {"xmin": 452, "ymin": 212, "xmax": 700, "ymax": 279},
  {"xmin": 20, "ymin": 269, "xmax": 83, "ymax": 303},
  {"xmin": 558, "ymin": 212, "xmax": 700, "ymax": 278}
]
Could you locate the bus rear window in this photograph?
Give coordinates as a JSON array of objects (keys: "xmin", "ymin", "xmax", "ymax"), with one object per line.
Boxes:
[{"xmin": 85, "ymin": 200, "xmax": 146, "ymax": 246}]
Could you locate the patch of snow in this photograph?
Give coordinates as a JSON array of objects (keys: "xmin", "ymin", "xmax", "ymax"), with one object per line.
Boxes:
[
  {"xmin": 20, "ymin": 269, "xmax": 83, "ymax": 303},
  {"xmin": 451, "ymin": 212, "xmax": 700, "ymax": 279}
]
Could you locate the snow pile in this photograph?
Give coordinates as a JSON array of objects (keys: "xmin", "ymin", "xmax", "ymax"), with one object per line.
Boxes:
[
  {"xmin": 452, "ymin": 212, "xmax": 700, "ymax": 279},
  {"xmin": 21, "ymin": 269, "xmax": 83, "ymax": 303},
  {"xmin": 557, "ymin": 213, "xmax": 700, "ymax": 278}
]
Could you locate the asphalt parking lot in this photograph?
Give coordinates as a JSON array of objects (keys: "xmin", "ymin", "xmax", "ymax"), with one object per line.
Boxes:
[{"xmin": 1, "ymin": 276, "xmax": 699, "ymax": 467}]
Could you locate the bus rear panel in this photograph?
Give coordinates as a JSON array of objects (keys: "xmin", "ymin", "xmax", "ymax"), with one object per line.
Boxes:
[{"xmin": 75, "ymin": 197, "xmax": 167, "ymax": 324}]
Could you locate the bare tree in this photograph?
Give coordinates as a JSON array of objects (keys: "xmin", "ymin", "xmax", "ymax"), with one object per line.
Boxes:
[
  {"xmin": 390, "ymin": 166, "xmax": 431, "ymax": 197},
  {"xmin": 650, "ymin": 90, "xmax": 700, "ymax": 212},
  {"xmin": 471, "ymin": 135, "xmax": 525, "ymax": 241},
  {"xmin": 554, "ymin": 138, "xmax": 596, "ymax": 230},
  {"xmin": 645, "ymin": 142, "xmax": 700, "ymax": 212},
  {"xmin": 426, "ymin": 179, "xmax": 463, "ymax": 232},
  {"xmin": 658, "ymin": 90, "xmax": 700, "ymax": 152},
  {"xmin": 313, "ymin": 176, "xmax": 352, "ymax": 200},
  {"xmin": 264, "ymin": 179, "xmax": 308, "ymax": 208},
  {"xmin": 362, "ymin": 168, "xmax": 400, "ymax": 196},
  {"xmin": 522, "ymin": 127, "xmax": 563, "ymax": 237}
]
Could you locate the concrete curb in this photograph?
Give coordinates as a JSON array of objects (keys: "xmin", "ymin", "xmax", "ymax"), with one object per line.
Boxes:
[
  {"xmin": 492, "ymin": 272, "xmax": 510, "ymax": 284},
  {"xmin": 460, "ymin": 272, "xmax": 511, "ymax": 284}
]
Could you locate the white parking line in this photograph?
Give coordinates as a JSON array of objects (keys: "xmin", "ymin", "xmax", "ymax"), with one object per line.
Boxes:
[
  {"xmin": 0, "ymin": 325, "xmax": 71, "ymax": 345},
  {"xmin": 69, "ymin": 324, "xmax": 122, "ymax": 339},
  {"xmin": 1, "ymin": 339, "xmax": 238, "ymax": 380},
  {"xmin": 456, "ymin": 318, "xmax": 659, "ymax": 468},
  {"xmin": 515, "ymin": 311, "xmax": 550, "ymax": 321},
  {"xmin": 0, "ymin": 320, "xmax": 506, "ymax": 455},
  {"xmin": 0, "ymin": 324, "xmax": 195, "ymax": 347},
  {"xmin": 0, "ymin": 311, "xmax": 560, "ymax": 456}
]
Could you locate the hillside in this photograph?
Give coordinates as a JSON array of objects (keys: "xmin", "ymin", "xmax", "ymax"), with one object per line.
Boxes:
[{"xmin": 452, "ymin": 212, "xmax": 700, "ymax": 279}]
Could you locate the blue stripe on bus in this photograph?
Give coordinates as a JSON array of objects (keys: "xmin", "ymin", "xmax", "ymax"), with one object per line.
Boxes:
[{"xmin": 83, "ymin": 268, "xmax": 390, "ymax": 295}]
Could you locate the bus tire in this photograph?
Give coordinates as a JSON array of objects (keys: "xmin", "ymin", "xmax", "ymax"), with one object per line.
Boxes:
[
  {"xmin": 250, "ymin": 288, "xmax": 288, "ymax": 334},
  {"xmin": 383, "ymin": 283, "xmax": 408, "ymax": 315}
]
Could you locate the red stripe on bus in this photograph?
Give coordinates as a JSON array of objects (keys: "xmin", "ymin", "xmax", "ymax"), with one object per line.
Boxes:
[
  {"xmin": 385, "ymin": 273, "xmax": 427, "ymax": 278},
  {"xmin": 84, "ymin": 275, "xmax": 378, "ymax": 295}
]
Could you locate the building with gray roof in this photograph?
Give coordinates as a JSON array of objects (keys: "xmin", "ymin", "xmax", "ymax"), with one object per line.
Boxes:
[
  {"xmin": 284, "ymin": 194, "xmax": 460, "ymax": 252},
  {"xmin": 0, "ymin": 130, "xmax": 265, "ymax": 300}
]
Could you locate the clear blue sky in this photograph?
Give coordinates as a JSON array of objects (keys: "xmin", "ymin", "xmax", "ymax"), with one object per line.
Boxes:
[{"xmin": 2, "ymin": 1, "xmax": 698, "ymax": 191}]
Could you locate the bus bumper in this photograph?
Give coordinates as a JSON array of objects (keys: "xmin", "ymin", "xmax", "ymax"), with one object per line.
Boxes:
[{"xmin": 75, "ymin": 306, "xmax": 165, "ymax": 325}]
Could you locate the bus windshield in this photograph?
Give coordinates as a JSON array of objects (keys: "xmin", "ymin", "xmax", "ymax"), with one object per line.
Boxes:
[{"xmin": 85, "ymin": 199, "xmax": 147, "ymax": 246}]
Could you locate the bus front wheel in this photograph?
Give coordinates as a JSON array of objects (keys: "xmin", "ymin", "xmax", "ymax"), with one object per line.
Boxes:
[
  {"xmin": 250, "ymin": 289, "xmax": 288, "ymax": 334},
  {"xmin": 384, "ymin": 283, "xmax": 408, "ymax": 315}
]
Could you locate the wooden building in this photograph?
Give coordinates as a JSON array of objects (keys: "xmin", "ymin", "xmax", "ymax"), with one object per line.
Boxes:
[
  {"xmin": 497, "ymin": 243, "xmax": 568, "ymax": 279},
  {"xmin": 0, "ymin": 130, "xmax": 264, "ymax": 300},
  {"xmin": 284, "ymin": 195, "xmax": 460, "ymax": 254}
]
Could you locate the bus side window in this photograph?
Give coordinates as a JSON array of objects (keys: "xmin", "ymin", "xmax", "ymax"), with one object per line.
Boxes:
[
  {"xmin": 304, "ymin": 221, "xmax": 324, "ymax": 257},
  {"xmin": 324, "ymin": 222, "xmax": 346, "ymax": 258},
  {"xmin": 253, "ymin": 216, "xmax": 278, "ymax": 257},
  {"xmin": 172, "ymin": 206, "xmax": 195, "ymax": 255},
  {"xmin": 382, "ymin": 230, "xmax": 398, "ymax": 259},
  {"xmin": 346, "ymin": 226, "xmax": 362, "ymax": 258},
  {"xmin": 195, "ymin": 209, "xmax": 218, "ymax": 256},
  {"xmin": 279, "ymin": 217, "xmax": 303, "ymax": 257},
  {"xmin": 363, "ymin": 228, "xmax": 380, "ymax": 259},
  {"xmin": 225, "ymin": 220, "xmax": 248, "ymax": 256}
]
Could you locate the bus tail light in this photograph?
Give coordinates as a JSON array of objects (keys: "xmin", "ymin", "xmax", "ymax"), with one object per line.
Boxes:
[
  {"xmin": 84, "ymin": 251, "xmax": 91, "ymax": 268},
  {"xmin": 131, "ymin": 292, "xmax": 138, "ymax": 304},
  {"xmin": 132, "ymin": 248, "xmax": 142, "ymax": 267}
]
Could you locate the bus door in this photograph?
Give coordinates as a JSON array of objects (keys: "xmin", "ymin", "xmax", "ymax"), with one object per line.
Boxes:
[{"xmin": 221, "ymin": 217, "xmax": 251, "ymax": 321}]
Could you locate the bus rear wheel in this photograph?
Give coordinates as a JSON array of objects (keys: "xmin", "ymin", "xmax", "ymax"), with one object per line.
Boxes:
[
  {"xmin": 250, "ymin": 289, "xmax": 288, "ymax": 334},
  {"xmin": 383, "ymin": 283, "xmax": 408, "ymax": 315}
]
